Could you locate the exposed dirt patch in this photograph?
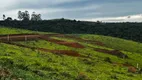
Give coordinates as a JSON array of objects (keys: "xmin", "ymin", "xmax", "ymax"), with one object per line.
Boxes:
[
  {"xmin": 93, "ymin": 41, "xmax": 105, "ymax": 46},
  {"xmin": 113, "ymin": 62, "xmax": 137, "ymax": 73},
  {"xmin": 94, "ymin": 48, "xmax": 128, "ymax": 58},
  {"xmin": 0, "ymin": 33, "xmax": 86, "ymax": 57},
  {"xmin": 0, "ymin": 33, "xmax": 103, "ymax": 47},
  {"xmin": 52, "ymin": 35, "xmax": 105, "ymax": 46},
  {"xmin": 128, "ymin": 66, "xmax": 137, "ymax": 73},
  {"xmin": 40, "ymin": 36, "xmax": 85, "ymax": 48},
  {"xmin": 0, "ymin": 68, "xmax": 11, "ymax": 78},
  {"xmin": 3, "ymin": 42, "xmax": 84, "ymax": 57},
  {"xmin": 38, "ymin": 48, "xmax": 81, "ymax": 57},
  {"xmin": 0, "ymin": 34, "xmax": 85, "ymax": 48},
  {"xmin": 0, "ymin": 34, "xmax": 40, "ymax": 42}
]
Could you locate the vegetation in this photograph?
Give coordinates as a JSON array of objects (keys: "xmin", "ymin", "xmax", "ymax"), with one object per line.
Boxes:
[
  {"xmin": 18, "ymin": 11, "xmax": 30, "ymax": 21},
  {"xmin": 0, "ymin": 27, "xmax": 142, "ymax": 80},
  {"xmin": 17, "ymin": 11, "xmax": 42, "ymax": 21},
  {"xmin": 0, "ymin": 19, "xmax": 141, "ymax": 43},
  {"xmin": 1, "ymin": 11, "xmax": 141, "ymax": 43}
]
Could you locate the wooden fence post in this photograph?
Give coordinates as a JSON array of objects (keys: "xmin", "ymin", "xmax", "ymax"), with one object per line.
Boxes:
[
  {"xmin": 25, "ymin": 36, "xmax": 27, "ymax": 41},
  {"xmin": 7, "ymin": 35, "xmax": 9, "ymax": 41}
]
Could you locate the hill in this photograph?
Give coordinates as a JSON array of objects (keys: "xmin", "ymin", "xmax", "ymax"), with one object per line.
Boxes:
[
  {"xmin": 0, "ymin": 19, "xmax": 141, "ymax": 43},
  {"xmin": 0, "ymin": 27, "xmax": 142, "ymax": 80}
]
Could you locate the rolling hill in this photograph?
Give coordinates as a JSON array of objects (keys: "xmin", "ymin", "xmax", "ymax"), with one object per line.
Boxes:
[{"xmin": 0, "ymin": 27, "xmax": 142, "ymax": 80}]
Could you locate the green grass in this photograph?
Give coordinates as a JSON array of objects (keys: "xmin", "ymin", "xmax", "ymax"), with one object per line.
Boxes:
[
  {"xmin": 0, "ymin": 26, "xmax": 54, "ymax": 34},
  {"xmin": 15, "ymin": 40, "xmax": 74, "ymax": 50},
  {"xmin": 79, "ymin": 34, "xmax": 142, "ymax": 54},
  {"xmin": 0, "ymin": 27, "xmax": 142, "ymax": 80}
]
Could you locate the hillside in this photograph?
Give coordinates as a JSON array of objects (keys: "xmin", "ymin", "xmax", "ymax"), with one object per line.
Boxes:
[
  {"xmin": 0, "ymin": 27, "xmax": 142, "ymax": 80},
  {"xmin": 0, "ymin": 20, "xmax": 142, "ymax": 43}
]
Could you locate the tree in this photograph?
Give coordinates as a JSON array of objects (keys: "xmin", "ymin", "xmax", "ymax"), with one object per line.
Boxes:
[
  {"xmin": 23, "ymin": 10, "xmax": 30, "ymax": 21},
  {"xmin": 37, "ymin": 14, "xmax": 41, "ymax": 21},
  {"xmin": 18, "ymin": 10, "xmax": 30, "ymax": 21},
  {"xmin": 17, "ymin": 10, "xmax": 42, "ymax": 21},
  {"xmin": 31, "ymin": 12, "xmax": 42, "ymax": 21},
  {"xmin": 3, "ymin": 14, "xmax": 6, "ymax": 20},
  {"xmin": 18, "ymin": 11, "xmax": 22, "ymax": 20},
  {"xmin": 31, "ymin": 12, "xmax": 36, "ymax": 21},
  {"xmin": 5, "ymin": 17, "xmax": 12, "ymax": 21}
]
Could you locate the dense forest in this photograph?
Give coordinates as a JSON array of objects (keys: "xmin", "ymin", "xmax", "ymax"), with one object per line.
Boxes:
[{"xmin": 0, "ymin": 19, "xmax": 141, "ymax": 43}]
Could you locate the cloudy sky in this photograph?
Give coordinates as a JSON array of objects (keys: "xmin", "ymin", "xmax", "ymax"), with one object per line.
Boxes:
[{"xmin": 1, "ymin": 0, "xmax": 142, "ymax": 22}]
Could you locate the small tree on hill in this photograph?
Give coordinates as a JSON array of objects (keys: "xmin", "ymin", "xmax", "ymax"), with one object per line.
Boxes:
[
  {"xmin": 31, "ymin": 12, "xmax": 42, "ymax": 21},
  {"xmin": 18, "ymin": 10, "xmax": 30, "ymax": 21},
  {"xmin": 3, "ymin": 14, "xmax": 6, "ymax": 20},
  {"xmin": 18, "ymin": 11, "xmax": 22, "ymax": 20},
  {"xmin": 23, "ymin": 10, "xmax": 30, "ymax": 21},
  {"xmin": 5, "ymin": 17, "xmax": 12, "ymax": 21}
]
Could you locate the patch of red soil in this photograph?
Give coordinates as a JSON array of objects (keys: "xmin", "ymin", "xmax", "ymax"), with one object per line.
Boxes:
[
  {"xmin": 0, "ymin": 34, "xmax": 63, "ymax": 42},
  {"xmin": 0, "ymin": 33, "xmax": 104, "ymax": 47},
  {"xmin": 0, "ymin": 33, "xmax": 103, "ymax": 48},
  {"xmin": 113, "ymin": 62, "xmax": 137, "ymax": 73},
  {"xmin": 3, "ymin": 42, "xmax": 83, "ymax": 57},
  {"xmin": 128, "ymin": 66, "xmax": 137, "ymax": 73},
  {"xmin": 0, "ymin": 34, "xmax": 41, "ymax": 42},
  {"xmin": 93, "ymin": 41, "xmax": 104, "ymax": 46},
  {"xmin": 39, "ymin": 36, "xmax": 85, "ymax": 48},
  {"xmin": 0, "ymin": 34, "xmax": 85, "ymax": 48},
  {"xmin": 38, "ymin": 48, "xmax": 81, "ymax": 57},
  {"xmin": 52, "ymin": 35, "xmax": 105, "ymax": 46},
  {"xmin": 94, "ymin": 48, "xmax": 128, "ymax": 58}
]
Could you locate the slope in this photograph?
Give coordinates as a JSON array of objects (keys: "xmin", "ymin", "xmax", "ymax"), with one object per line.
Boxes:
[{"xmin": 0, "ymin": 27, "xmax": 142, "ymax": 80}]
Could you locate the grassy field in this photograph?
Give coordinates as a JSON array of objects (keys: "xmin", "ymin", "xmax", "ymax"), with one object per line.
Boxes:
[{"xmin": 0, "ymin": 27, "xmax": 142, "ymax": 80}]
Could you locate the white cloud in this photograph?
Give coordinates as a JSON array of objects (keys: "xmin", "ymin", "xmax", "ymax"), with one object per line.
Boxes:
[
  {"xmin": 0, "ymin": 3, "xmax": 100, "ymax": 20},
  {"xmin": 0, "ymin": 0, "xmax": 17, "ymax": 10},
  {"xmin": 0, "ymin": 0, "xmax": 142, "ymax": 22},
  {"xmin": 14, "ymin": 0, "xmax": 83, "ymax": 6},
  {"xmin": 83, "ymin": 14, "xmax": 142, "ymax": 22}
]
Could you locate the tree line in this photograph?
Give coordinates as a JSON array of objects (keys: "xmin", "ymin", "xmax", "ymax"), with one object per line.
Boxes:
[
  {"xmin": 0, "ymin": 19, "xmax": 141, "ymax": 43},
  {"xmin": 3, "ymin": 10, "xmax": 42, "ymax": 21},
  {"xmin": 1, "ymin": 11, "xmax": 141, "ymax": 43}
]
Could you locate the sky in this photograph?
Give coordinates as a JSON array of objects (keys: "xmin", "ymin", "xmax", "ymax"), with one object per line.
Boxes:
[{"xmin": 1, "ymin": 0, "xmax": 142, "ymax": 22}]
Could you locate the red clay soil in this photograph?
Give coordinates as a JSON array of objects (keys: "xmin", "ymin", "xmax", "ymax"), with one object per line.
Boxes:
[
  {"xmin": 0, "ymin": 33, "xmax": 103, "ymax": 46},
  {"xmin": 38, "ymin": 48, "xmax": 81, "ymax": 57},
  {"xmin": 94, "ymin": 48, "xmax": 128, "ymax": 58},
  {"xmin": 39, "ymin": 36, "xmax": 85, "ymax": 48},
  {"xmin": 0, "ymin": 34, "xmax": 41, "ymax": 41},
  {"xmin": 0, "ymin": 34, "xmax": 63, "ymax": 41},
  {"xmin": 128, "ymin": 66, "xmax": 137, "ymax": 73},
  {"xmin": 0, "ymin": 34, "xmax": 85, "ymax": 48},
  {"xmin": 3, "ymin": 42, "xmax": 83, "ymax": 57},
  {"xmin": 113, "ymin": 62, "xmax": 137, "ymax": 73},
  {"xmin": 0, "ymin": 33, "xmax": 103, "ymax": 48},
  {"xmin": 93, "ymin": 41, "xmax": 105, "ymax": 46},
  {"xmin": 52, "ymin": 35, "xmax": 105, "ymax": 46}
]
